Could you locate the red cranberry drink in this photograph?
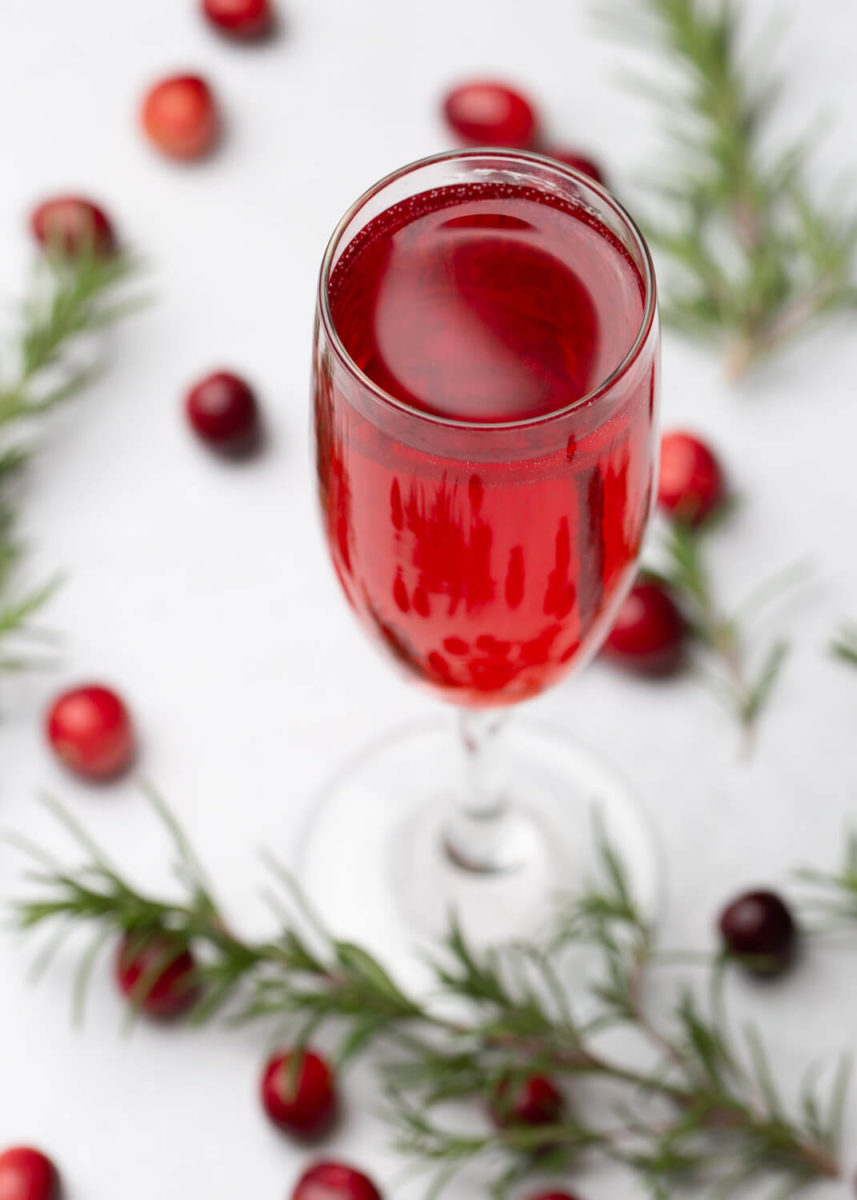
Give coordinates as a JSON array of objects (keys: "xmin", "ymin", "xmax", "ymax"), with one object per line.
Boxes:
[{"xmin": 306, "ymin": 150, "xmax": 660, "ymax": 951}]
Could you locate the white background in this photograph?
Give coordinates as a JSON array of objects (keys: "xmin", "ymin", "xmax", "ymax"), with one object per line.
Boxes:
[{"xmin": 2, "ymin": 0, "xmax": 857, "ymax": 1196}]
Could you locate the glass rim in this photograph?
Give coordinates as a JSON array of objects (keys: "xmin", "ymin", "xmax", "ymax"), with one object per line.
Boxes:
[{"xmin": 318, "ymin": 147, "xmax": 658, "ymax": 432}]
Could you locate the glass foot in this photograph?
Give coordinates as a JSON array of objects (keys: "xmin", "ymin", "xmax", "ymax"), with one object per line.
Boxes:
[{"xmin": 295, "ymin": 721, "xmax": 662, "ymax": 974}]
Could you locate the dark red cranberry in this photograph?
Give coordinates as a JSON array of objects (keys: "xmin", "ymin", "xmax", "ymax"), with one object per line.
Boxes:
[
  {"xmin": 202, "ymin": 0, "xmax": 274, "ymax": 38},
  {"xmin": 526, "ymin": 1193, "xmax": 584, "ymax": 1200},
  {"xmin": 46, "ymin": 684, "xmax": 135, "ymax": 781},
  {"xmin": 185, "ymin": 370, "xmax": 260, "ymax": 453},
  {"xmin": 30, "ymin": 196, "xmax": 116, "ymax": 258},
  {"xmin": 718, "ymin": 890, "xmax": 797, "ymax": 976},
  {"xmin": 115, "ymin": 931, "xmax": 200, "ymax": 1019},
  {"xmin": 261, "ymin": 1048, "xmax": 337, "ymax": 1137},
  {"xmin": 658, "ymin": 432, "xmax": 725, "ymax": 526},
  {"xmin": 489, "ymin": 1073, "xmax": 565, "ymax": 1128},
  {"xmin": 292, "ymin": 1162, "xmax": 382, "ymax": 1200},
  {"xmin": 443, "ymin": 81, "xmax": 538, "ymax": 148},
  {"xmin": 141, "ymin": 75, "xmax": 220, "ymax": 161},
  {"xmin": 544, "ymin": 148, "xmax": 606, "ymax": 185},
  {"xmin": 0, "ymin": 1147, "xmax": 59, "ymax": 1200},
  {"xmin": 602, "ymin": 581, "xmax": 685, "ymax": 675}
]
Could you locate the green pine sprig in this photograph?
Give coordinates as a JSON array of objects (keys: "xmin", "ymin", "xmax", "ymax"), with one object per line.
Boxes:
[
  {"xmin": 831, "ymin": 622, "xmax": 857, "ymax": 669},
  {"xmin": 646, "ymin": 516, "xmax": 800, "ymax": 744},
  {"xmin": 611, "ymin": 0, "xmax": 857, "ymax": 377},
  {"xmin": 0, "ymin": 242, "xmax": 144, "ymax": 671},
  {"xmin": 9, "ymin": 795, "xmax": 848, "ymax": 1198},
  {"xmin": 795, "ymin": 832, "xmax": 857, "ymax": 929}
]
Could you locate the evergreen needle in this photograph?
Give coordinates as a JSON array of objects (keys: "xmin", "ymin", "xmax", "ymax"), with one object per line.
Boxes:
[{"xmin": 0, "ymin": 244, "xmax": 145, "ymax": 671}]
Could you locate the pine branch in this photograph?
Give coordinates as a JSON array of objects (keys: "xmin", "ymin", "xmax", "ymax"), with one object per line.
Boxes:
[
  {"xmin": 831, "ymin": 622, "xmax": 857, "ymax": 668},
  {"xmin": 0, "ymin": 245, "xmax": 144, "ymax": 670},
  {"xmin": 647, "ymin": 518, "xmax": 798, "ymax": 743},
  {"xmin": 611, "ymin": 0, "xmax": 857, "ymax": 377},
  {"xmin": 9, "ymin": 797, "xmax": 846, "ymax": 1198},
  {"xmin": 795, "ymin": 832, "xmax": 857, "ymax": 928}
]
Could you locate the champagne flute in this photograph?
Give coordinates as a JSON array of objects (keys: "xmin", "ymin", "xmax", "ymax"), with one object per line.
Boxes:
[{"xmin": 303, "ymin": 149, "xmax": 660, "ymax": 953}]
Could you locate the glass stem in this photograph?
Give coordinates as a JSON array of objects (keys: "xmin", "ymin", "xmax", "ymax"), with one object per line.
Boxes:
[{"xmin": 443, "ymin": 708, "xmax": 522, "ymax": 875}]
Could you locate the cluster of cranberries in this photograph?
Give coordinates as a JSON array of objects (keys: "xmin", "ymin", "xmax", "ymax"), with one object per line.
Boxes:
[
  {"xmin": 442, "ymin": 79, "xmax": 606, "ymax": 185},
  {"xmin": 602, "ymin": 430, "xmax": 726, "ymax": 676},
  {"xmin": 20, "ymin": 19, "xmax": 798, "ymax": 1200}
]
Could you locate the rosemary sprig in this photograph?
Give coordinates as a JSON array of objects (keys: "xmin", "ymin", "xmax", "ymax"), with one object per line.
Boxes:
[
  {"xmin": 613, "ymin": 0, "xmax": 857, "ymax": 377},
  {"xmin": 647, "ymin": 518, "xmax": 797, "ymax": 742},
  {"xmin": 795, "ymin": 832, "xmax": 857, "ymax": 929},
  {"xmin": 831, "ymin": 622, "xmax": 857, "ymax": 668},
  {"xmin": 9, "ymin": 796, "xmax": 848, "ymax": 1197},
  {"xmin": 0, "ymin": 242, "xmax": 143, "ymax": 671}
]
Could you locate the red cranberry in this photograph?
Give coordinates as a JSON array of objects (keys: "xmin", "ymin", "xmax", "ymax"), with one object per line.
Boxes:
[
  {"xmin": 658, "ymin": 432, "xmax": 725, "ymax": 526},
  {"xmin": 141, "ymin": 75, "xmax": 220, "ymax": 161},
  {"xmin": 0, "ymin": 1148, "xmax": 59, "ymax": 1200},
  {"xmin": 489, "ymin": 1073, "xmax": 565, "ymax": 1128},
  {"xmin": 292, "ymin": 1162, "xmax": 382, "ymax": 1200},
  {"xmin": 30, "ymin": 196, "xmax": 116, "ymax": 258},
  {"xmin": 115, "ymin": 931, "xmax": 199, "ymax": 1019},
  {"xmin": 202, "ymin": 0, "xmax": 274, "ymax": 37},
  {"xmin": 718, "ymin": 890, "xmax": 797, "ymax": 976},
  {"xmin": 46, "ymin": 684, "xmax": 135, "ymax": 781},
  {"xmin": 443, "ymin": 81, "xmax": 538, "ymax": 148},
  {"xmin": 544, "ymin": 149, "xmax": 606, "ymax": 185},
  {"xmin": 261, "ymin": 1048, "xmax": 337, "ymax": 1137},
  {"xmin": 185, "ymin": 370, "xmax": 260, "ymax": 452},
  {"xmin": 526, "ymin": 1194, "xmax": 584, "ymax": 1200},
  {"xmin": 602, "ymin": 581, "xmax": 685, "ymax": 676}
]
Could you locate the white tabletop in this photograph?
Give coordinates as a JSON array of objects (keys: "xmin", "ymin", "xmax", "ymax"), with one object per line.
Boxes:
[{"xmin": 2, "ymin": 0, "xmax": 857, "ymax": 1196}]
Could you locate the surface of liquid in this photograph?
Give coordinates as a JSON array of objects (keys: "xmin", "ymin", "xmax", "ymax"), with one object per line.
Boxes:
[{"xmin": 328, "ymin": 182, "xmax": 644, "ymax": 422}]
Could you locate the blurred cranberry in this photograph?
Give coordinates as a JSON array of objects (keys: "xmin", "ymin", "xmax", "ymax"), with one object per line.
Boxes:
[
  {"xmin": 141, "ymin": 74, "xmax": 220, "ymax": 161},
  {"xmin": 115, "ymin": 931, "xmax": 200, "ymax": 1019},
  {"xmin": 202, "ymin": 0, "xmax": 274, "ymax": 38},
  {"xmin": 489, "ymin": 1073, "xmax": 564, "ymax": 1128},
  {"xmin": 0, "ymin": 1147, "xmax": 59, "ymax": 1200},
  {"xmin": 544, "ymin": 148, "xmax": 605, "ymax": 186},
  {"xmin": 658, "ymin": 432, "xmax": 725, "ymax": 526},
  {"xmin": 718, "ymin": 890, "xmax": 797, "ymax": 976},
  {"xmin": 30, "ymin": 196, "xmax": 116, "ymax": 258},
  {"xmin": 46, "ymin": 684, "xmax": 135, "ymax": 781},
  {"xmin": 603, "ymin": 581, "xmax": 685, "ymax": 676},
  {"xmin": 526, "ymin": 1193, "xmax": 584, "ymax": 1200},
  {"xmin": 292, "ymin": 1162, "xmax": 382, "ymax": 1200},
  {"xmin": 261, "ymin": 1048, "xmax": 337, "ymax": 1137},
  {"xmin": 185, "ymin": 370, "xmax": 260, "ymax": 453},
  {"xmin": 443, "ymin": 80, "xmax": 538, "ymax": 148}
]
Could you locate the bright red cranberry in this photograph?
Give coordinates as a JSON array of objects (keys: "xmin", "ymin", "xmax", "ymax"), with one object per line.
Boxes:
[
  {"xmin": 185, "ymin": 370, "xmax": 260, "ymax": 452},
  {"xmin": 30, "ymin": 196, "xmax": 116, "ymax": 258},
  {"xmin": 141, "ymin": 75, "xmax": 220, "ymax": 161},
  {"xmin": 658, "ymin": 431, "xmax": 725, "ymax": 526},
  {"xmin": 544, "ymin": 148, "xmax": 606, "ymax": 185},
  {"xmin": 718, "ymin": 890, "xmax": 797, "ymax": 976},
  {"xmin": 46, "ymin": 684, "xmax": 135, "ymax": 781},
  {"xmin": 0, "ymin": 1148, "xmax": 59, "ymax": 1200},
  {"xmin": 489, "ymin": 1073, "xmax": 565, "ymax": 1128},
  {"xmin": 292, "ymin": 1162, "xmax": 382, "ymax": 1200},
  {"xmin": 261, "ymin": 1048, "xmax": 337, "ymax": 1137},
  {"xmin": 443, "ymin": 81, "xmax": 538, "ymax": 148},
  {"xmin": 602, "ymin": 581, "xmax": 686, "ymax": 676},
  {"xmin": 202, "ymin": 0, "xmax": 274, "ymax": 38},
  {"xmin": 115, "ymin": 931, "xmax": 199, "ymax": 1019}
]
